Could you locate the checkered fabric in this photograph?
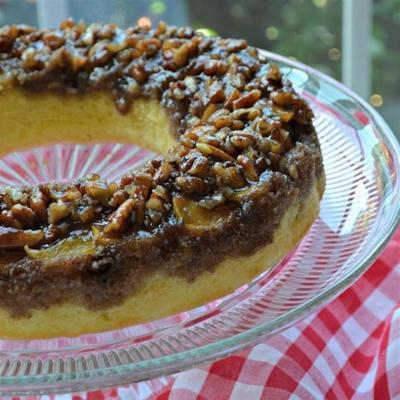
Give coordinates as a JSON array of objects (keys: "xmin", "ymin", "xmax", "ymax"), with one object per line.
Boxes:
[{"xmin": 64, "ymin": 228, "xmax": 399, "ymax": 400}]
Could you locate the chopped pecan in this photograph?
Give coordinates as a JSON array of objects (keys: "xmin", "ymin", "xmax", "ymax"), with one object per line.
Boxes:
[
  {"xmin": 255, "ymin": 156, "xmax": 269, "ymax": 172},
  {"xmin": 155, "ymin": 21, "xmax": 167, "ymax": 36},
  {"xmin": 270, "ymin": 91, "xmax": 297, "ymax": 107},
  {"xmin": 21, "ymin": 47, "xmax": 41, "ymax": 70},
  {"xmin": 29, "ymin": 191, "xmax": 48, "ymax": 222},
  {"xmin": 237, "ymin": 155, "xmax": 259, "ymax": 181},
  {"xmin": 196, "ymin": 143, "xmax": 235, "ymax": 162},
  {"xmin": 145, "ymin": 186, "xmax": 170, "ymax": 214},
  {"xmin": 78, "ymin": 206, "xmax": 96, "ymax": 223},
  {"xmin": 104, "ymin": 198, "xmax": 135, "ymax": 233},
  {"xmin": 109, "ymin": 189, "xmax": 128, "ymax": 208},
  {"xmin": 176, "ymin": 176, "xmax": 209, "ymax": 195},
  {"xmin": 137, "ymin": 37, "xmax": 161, "ymax": 56},
  {"xmin": 230, "ymin": 130, "xmax": 256, "ymax": 149},
  {"xmin": 10, "ymin": 204, "xmax": 36, "ymax": 228},
  {"xmin": 226, "ymin": 39, "xmax": 247, "ymax": 52},
  {"xmin": 61, "ymin": 188, "xmax": 82, "ymax": 203},
  {"xmin": 181, "ymin": 150, "xmax": 210, "ymax": 177},
  {"xmin": 197, "ymin": 133, "xmax": 222, "ymax": 148},
  {"xmin": 256, "ymin": 119, "xmax": 275, "ymax": 135},
  {"xmin": 0, "ymin": 32, "xmax": 14, "ymax": 53},
  {"xmin": 201, "ymin": 103, "xmax": 218, "ymax": 122},
  {"xmin": 271, "ymin": 128, "xmax": 290, "ymax": 145},
  {"xmin": 208, "ymin": 80, "xmax": 225, "ymax": 103},
  {"xmin": 272, "ymin": 104, "xmax": 294, "ymax": 122},
  {"xmin": 152, "ymin": 185, "xmax": 170, "ymax": 203},
  {"xmin": 247, "ymin": 108, "xmax": 262, "ymax": 120},
  {"xmin": 43, "ymin": 223, "xmax": 69, "ymax": 244},
  {"xmin": 288, "ymin": 164, "xmax": 299, "ymax": 180},
  {"xmin": 85, "ymin": 181, "xmax": 112, "ymax": 203},
  {"xmin": 42, "ymin": 32, "xmax": 65, "ymax": 49},
  {"xmin": 144, "ymin": 209, "xmax": 163, "ymax": 228},
  {"xmin": 212, "ymin": 163, "xmax": 246, "ymax": 189},
  {"xmin": 203, "ymin": 59, "xmax": 219, "ymax": 75},
  {"xmin": 180, "ymin": 135, "xmax": 196, "ymax": 148},
  {"xmin": 173, "ymin": 42, "xmax": 190, "ymax": 66},
  {"xmin": 145, "ymin": 196, "xmax": 164, "ymax": 213},
  {"xmin": 224, "ymin": 88, "xmax": 241, "ymax": 109},
  {"xmin": 224, "ymin": 136, "xmax": 239, "ymax": 157},
  {"xmin": 267, "ymin": 64, "xmax": 282, "ymax": 81},
  {"xmin": 154, "ymin": 161, "xmax": 174, "ymax": 183},
  {"xmin": 0, "ymin": 210, "xmax": 23, "ymax": 229},
  {"xmin": 134, "ymin": 172, "xmax": 153, "ymax": 188},
  {"xmin": 233, "ymin": 89, "xmax": 262, "ymax": 109},
  {"xmin": 48, "ymin": 201, "xmax": 71, "ymax": 224},
  {"xmin": 184, "ymin": 76, "xmax": 197, "ymax": 93},
  {"xmin": 231, "ymin": 120, "xmax": 245, "ymax": 130},
  {"xmin": 209, "ymin": 109, "xmax": 232, "ymax": 128}
]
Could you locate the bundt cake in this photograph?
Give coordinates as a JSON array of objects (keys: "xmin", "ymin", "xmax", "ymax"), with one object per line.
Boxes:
[{"xmin": 0, "ymin": 20, "xmax": 324, "ymax": 339}]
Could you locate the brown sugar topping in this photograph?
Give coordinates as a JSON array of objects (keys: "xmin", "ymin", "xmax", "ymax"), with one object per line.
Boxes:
[{"xmin": 0, "ymin": 20, "xmax": 315, "ymax": 250}]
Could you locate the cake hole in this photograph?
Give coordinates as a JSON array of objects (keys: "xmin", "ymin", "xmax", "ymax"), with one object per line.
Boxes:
[{"xmin": 0, "ymin": 142, "xmax": 157, "ymax": 186}]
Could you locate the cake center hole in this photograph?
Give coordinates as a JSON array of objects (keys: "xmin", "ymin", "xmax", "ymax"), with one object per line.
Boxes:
[{"xmin": 0, "ymin": 142, "xmax": 156, "ymax": 186}]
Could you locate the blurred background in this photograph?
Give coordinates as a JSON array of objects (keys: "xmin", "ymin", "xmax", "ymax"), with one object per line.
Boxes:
[{"xmin": 0, "ymin": 0, "xmax": 398, "ymax": 136}]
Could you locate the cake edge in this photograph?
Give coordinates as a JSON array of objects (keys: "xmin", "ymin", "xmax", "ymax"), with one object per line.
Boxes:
[{"xmin": 0, "ymin": 174, "xmax": 324, "ymax": 339}]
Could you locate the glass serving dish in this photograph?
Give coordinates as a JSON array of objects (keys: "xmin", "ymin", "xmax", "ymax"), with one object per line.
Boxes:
[{"xmin": 0, "ymin": 51, "xmax": 399, "ymax": 396}]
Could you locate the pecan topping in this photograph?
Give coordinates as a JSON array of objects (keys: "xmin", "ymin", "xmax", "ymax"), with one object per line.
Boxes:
[{"xmin": 0, "ymin": 21, "xmax": 317, "ymax": 249}]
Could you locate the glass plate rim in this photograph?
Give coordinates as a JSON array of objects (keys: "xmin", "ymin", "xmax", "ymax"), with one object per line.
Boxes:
[{"xmin": 1, "ymin": 49, "xmax": 400, "ymax": 393}]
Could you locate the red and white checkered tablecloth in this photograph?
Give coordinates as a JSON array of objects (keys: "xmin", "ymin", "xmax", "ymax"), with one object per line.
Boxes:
[
  {"xmin": 64, "ymin": 228, "xmax": 400, "ymax": 400},
  {"xmin": 153, "ymin": 228, "xmax": 400, "ymax": 400}
]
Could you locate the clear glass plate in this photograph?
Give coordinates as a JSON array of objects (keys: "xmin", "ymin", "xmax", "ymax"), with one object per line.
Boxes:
[{"xmin": 0, "ymin": 51, "xmax": 399, "ymax": 396}]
